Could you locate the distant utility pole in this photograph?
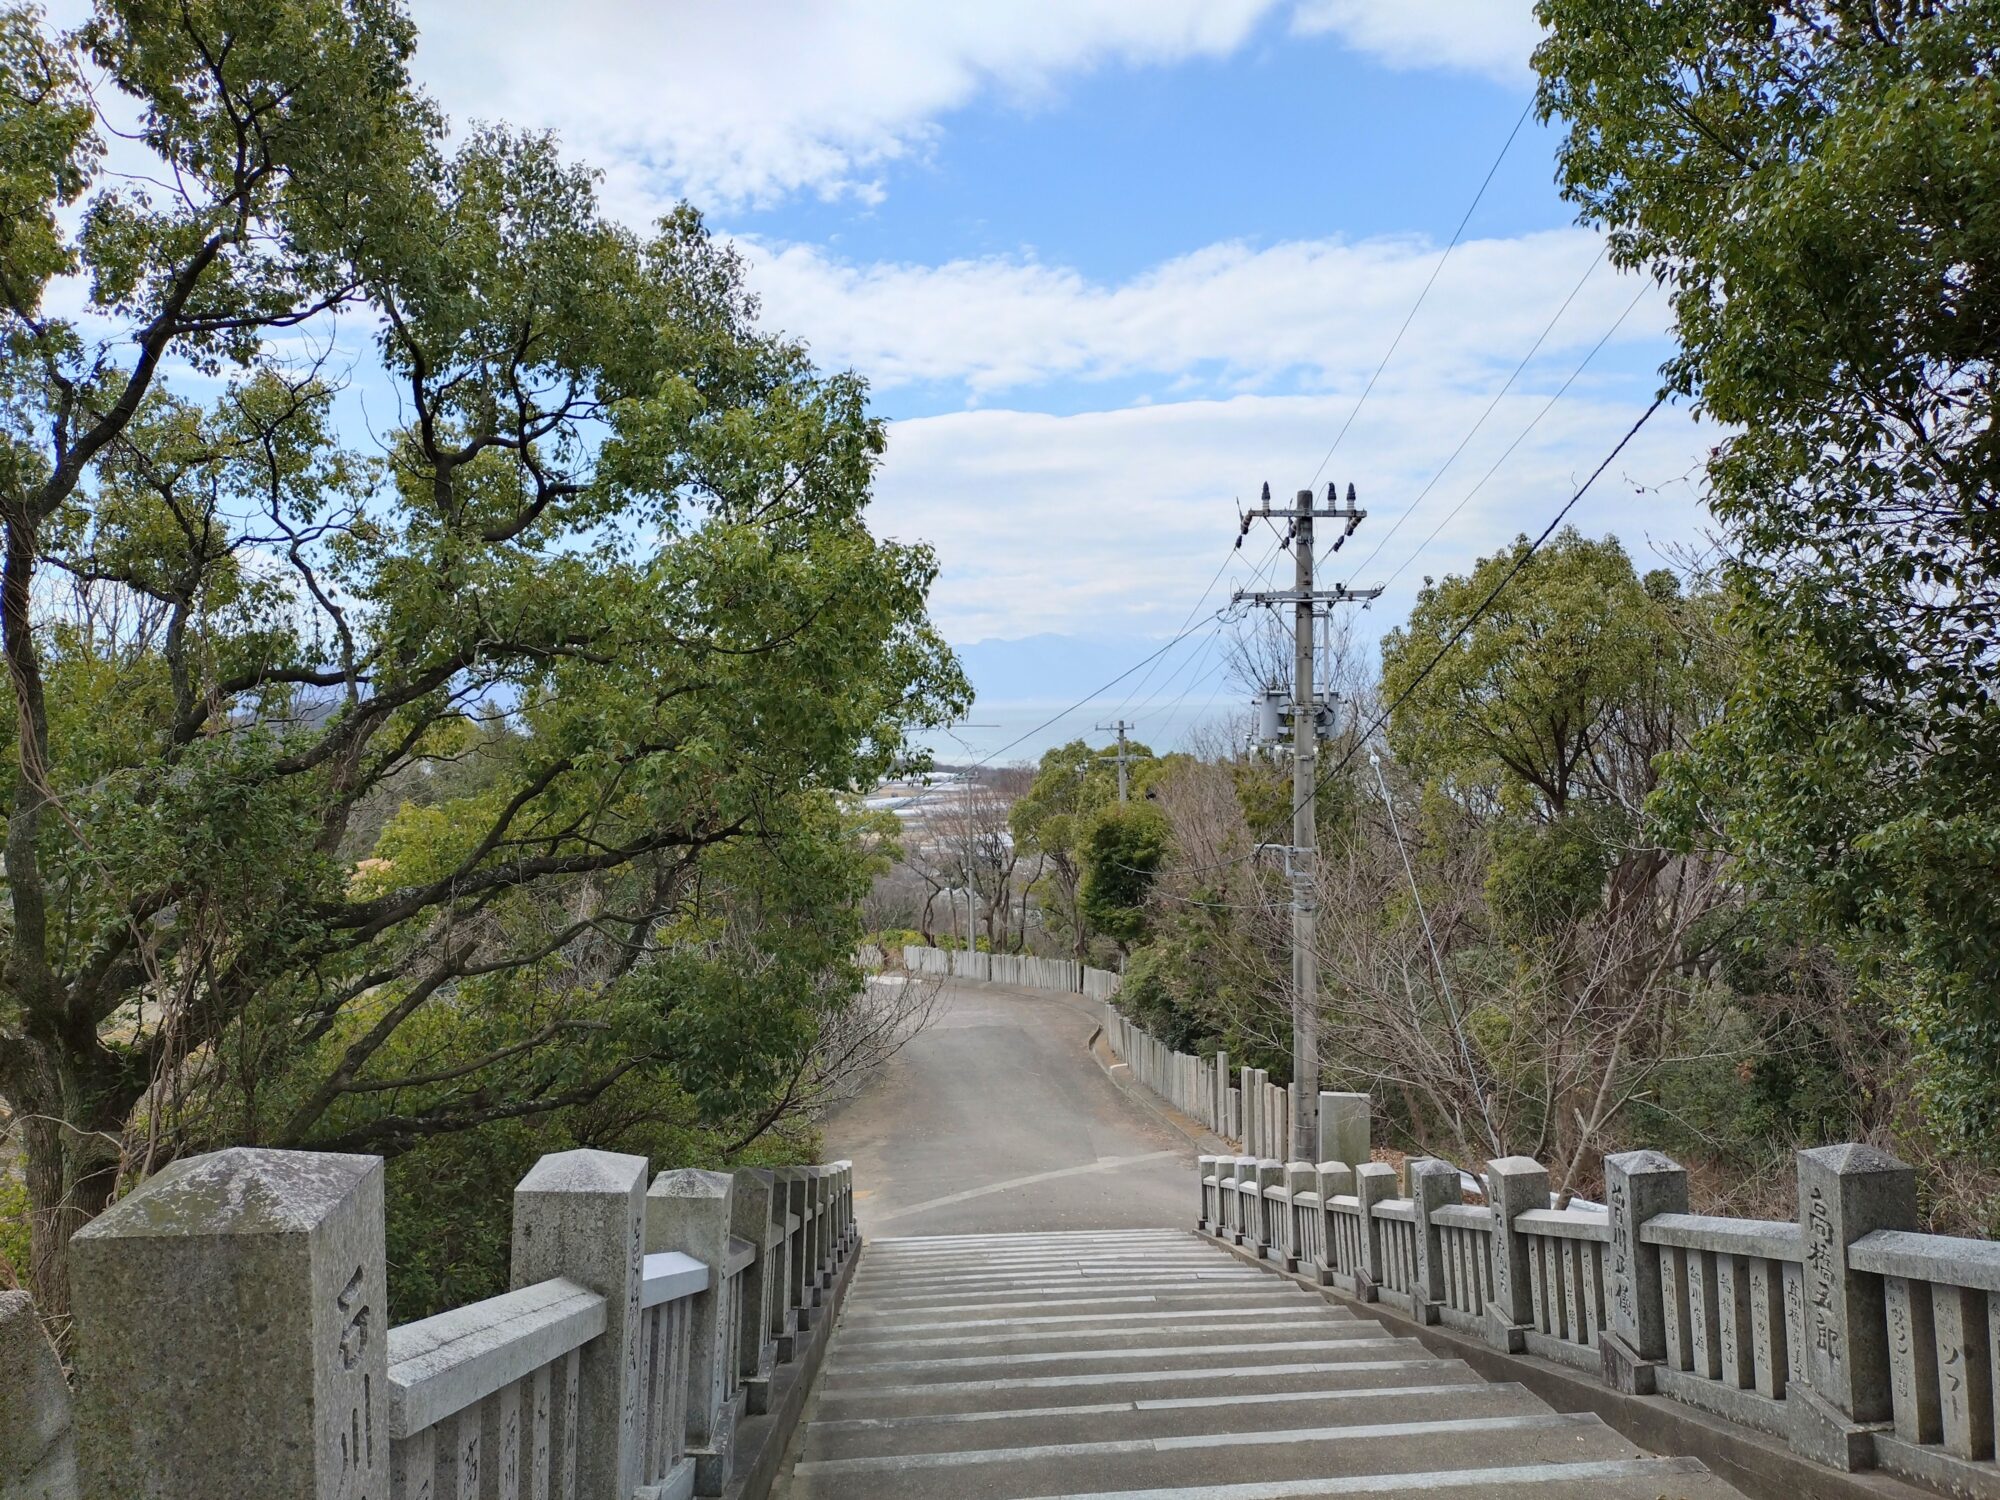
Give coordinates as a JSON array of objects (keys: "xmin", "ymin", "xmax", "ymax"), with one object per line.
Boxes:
[
  {"xmin": 1095, "ymin": 720, "xmax": 1144, "ymax": 802},
  {"xmin": 1235, "ymin": 482, "xmax": 1382, "ymax": 1160}
]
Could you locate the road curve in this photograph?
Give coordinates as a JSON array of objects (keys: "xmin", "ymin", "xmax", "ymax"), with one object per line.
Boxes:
[{"xmin": 821, "ymin": 975, "xmax": 1198, "ymax": 1237}]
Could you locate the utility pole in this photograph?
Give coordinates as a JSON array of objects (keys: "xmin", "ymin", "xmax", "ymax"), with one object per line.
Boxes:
[
  {"xmin": 1235, "ymin": 482, "xmax": 1382, "ymax": 1159},
  {"xmin": 1095, "ymin": 720, "xmax": 1143, "ymax": 802}
]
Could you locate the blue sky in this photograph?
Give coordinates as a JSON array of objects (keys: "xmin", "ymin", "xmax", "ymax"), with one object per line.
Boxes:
[{"xmin": 185, "ymin": 3, "xmax": 1728, "ymax": 760}]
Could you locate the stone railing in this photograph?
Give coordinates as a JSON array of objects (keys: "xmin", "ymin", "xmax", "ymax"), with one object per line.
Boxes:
[
  {"xmin": 1, "ymin": 1147, "xmax": 855, "ymax": 1500},
  {"xmin": 1198, "ymin": 1141, "xmax": 2000, "ymax": 1496}
]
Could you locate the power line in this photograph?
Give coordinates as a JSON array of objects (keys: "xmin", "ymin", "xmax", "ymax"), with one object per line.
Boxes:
[
  {"xmin": 966, "ymin": 607, "xmax": 1230, "ymax": 770},
  {"xmin": 1340, "ymin": 241, "xmax": 1610, "ymax": 588},
  {"xmin": 1373, "ymin": 280, "xmax": 1654, "ymax": 598},
  {"xmin": 1305, "ymin": 96, "xmax": 1536, "ymax": 490},
  {"xmin": 1307, "ymin": 393, "xmax": 1667, "ymax": 805},
  {"xmin": 1165, "ymin": 391, "xmax": 1668, "ymax": 879}
]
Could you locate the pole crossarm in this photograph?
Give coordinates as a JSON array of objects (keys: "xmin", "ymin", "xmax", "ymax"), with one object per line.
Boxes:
[{"xmin": 1232, "ymin": 586, "xmax": 1385, "ymax": 607}]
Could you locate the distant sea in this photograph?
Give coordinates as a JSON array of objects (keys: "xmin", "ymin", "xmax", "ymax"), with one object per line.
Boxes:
[{"xmin": 905, "ymin": 698, "xmax": 1246, "ymax": 769}]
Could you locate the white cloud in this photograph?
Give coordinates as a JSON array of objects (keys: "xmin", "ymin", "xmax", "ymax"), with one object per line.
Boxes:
[
  {"xmin": 744, "ymin": 227, "xmax": 1663, "ymax": 397},
  {"xmin": 408, "ymin": 0, "xmax": 1282, "ymax": 211},
  {"xmin": 1291, "ymin": 0, "xmax": 1544, "ymax": 82},
  {"xmin": 873, "ymin": 388, "xmax": 1712, "ymax": 647}
]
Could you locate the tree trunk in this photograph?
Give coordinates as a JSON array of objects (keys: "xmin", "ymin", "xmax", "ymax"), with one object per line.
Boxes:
[{"xmin": 11, "ymin": 1042, "xmax": 134, "ymax": 1322}]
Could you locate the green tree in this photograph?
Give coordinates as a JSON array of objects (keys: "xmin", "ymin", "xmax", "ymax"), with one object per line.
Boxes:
[
  {"xmin": 1080, "ymin": 803, "xmax": 1169, "ymax": 951},
  {"xmin": 1535, "ymin": 0, "xmax": 2000, "ymax": 1139},
  {"xmin": 1010, "ymin": 739, "xmax": 1127, "ymax": 957},
  {"xmin": 0, "ymin": 1, "xmax": 962, "ymax": 1315},
  {"xmin": 1381, "ymin": 532, "xmax": 1731, "ymax": 1179}
]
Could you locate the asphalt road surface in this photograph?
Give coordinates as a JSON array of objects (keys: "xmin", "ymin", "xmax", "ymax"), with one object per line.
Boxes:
[{"xmin": 821, "ymin": 976, "xmax": 1199, "ymax": 1237}]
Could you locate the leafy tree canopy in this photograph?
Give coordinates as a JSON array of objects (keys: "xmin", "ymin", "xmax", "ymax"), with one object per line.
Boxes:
[
  {"xmin": 1535, "ymin": 0, "xmax": 2000, "ymax": 1138},
  {"xmin": 0, "ymin": 0, "xmax": 963, "ymax": 1313}
]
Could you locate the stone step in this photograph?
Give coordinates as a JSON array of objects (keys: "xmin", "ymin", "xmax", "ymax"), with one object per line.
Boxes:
[
  {"xmin": 802, "ymin": 1377, "xmax": 1537, "ymax": 1460},
  {"xmin": 821, "ymin": 1332, "xmax": 1428, "ymax": 1387},
  {"xmin": 803, "ymin": 1455, "xmax": 1739, "ymax": 1499},
  {"xmin": 805, "ymin": 1357, "xmax": 1482, "ymax": 1420},
  {"xmin": 783, "ymin": 1409, "xmax": 1660, "ymax": 1500},
  {"xmin": 850, "ymin": 1267, "xmax": 1276, "ymax": 1294},
  {"xmin": 837, "ymin": 1286, "xmax": 1322, "ymax": 1319},
  {"xmin": 828, "ymin": 1312, "xmax": 1361, "ymax": 1357},
  {"xmin": 830, "ymin": 1302, "xmax": 1363, "ymax": 1346}
]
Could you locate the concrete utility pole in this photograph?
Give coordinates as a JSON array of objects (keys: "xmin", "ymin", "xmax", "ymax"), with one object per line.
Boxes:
[
  {"xmin": 1234, "ymin": 482, "xmax": 1382, "ymax": 1160},
  {"xmin": 1095, "ymin": 720, "xmax": 1142, "ymax": 802}
]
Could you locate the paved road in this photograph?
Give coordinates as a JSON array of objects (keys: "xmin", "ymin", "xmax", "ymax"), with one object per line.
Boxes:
[{"xmin": 820, "ymin": 976, "xmax": 1196, "ymax": 1236}]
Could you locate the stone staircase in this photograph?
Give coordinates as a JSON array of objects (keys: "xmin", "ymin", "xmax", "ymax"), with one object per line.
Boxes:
[{"xmin": 777, "ymin": 1226, "xmax": 1745, "ymax": 1499}]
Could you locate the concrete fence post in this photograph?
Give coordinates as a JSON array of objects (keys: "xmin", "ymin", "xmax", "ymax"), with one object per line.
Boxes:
[
  {"xmin": 1407, "ymin": 1158, "xmax": 1457, "ymax": 1325},
  {"xmin": 513, "ymin": 1148, "xmax": 649, "ymax": 1500},
  {"xmin": 1318, "ymin": 1092, "xmax": 1370, "ymax": 1170},
  {"xmin": 1600, "ymin": 1149, "xmax": 1689, "ymax": 1395},
  {"xmin": 1787, "ymin": 1144, "xmax": 1918, "ymax": 1471},
  {"xmin": 70, "ymin": 1147, "xmax": 389, "ymax": 1500},
  {"xmin": 1353, "ymin": 1161, "xmax": 1397, "ymax": 1302},
  {"xmin": 650, "ymin": 1167, "xmax": 739, "ymax": 1487},
  {"xmin": 1483, "ymin": 1155, "xmax": 1549, "ymax": 1354},
  {"xmin": 1233, "ymin": 1155, "xmax": 1259, "ymax": 1246}
]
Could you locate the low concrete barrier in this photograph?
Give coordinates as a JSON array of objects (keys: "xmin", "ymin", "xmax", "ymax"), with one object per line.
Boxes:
[{"xmin": 8, "ymin": 1150, "xmax": 856, "ymax": 1500}]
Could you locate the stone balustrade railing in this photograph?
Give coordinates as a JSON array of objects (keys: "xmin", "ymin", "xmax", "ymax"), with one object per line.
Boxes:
[
  {"xmin": 1198, "ymin": 1142, "xmax": 2000, "ymax": 1497},
  {"xmin": 1, "ymin": 1146, "xmax": 855, "ymax": 1500}
]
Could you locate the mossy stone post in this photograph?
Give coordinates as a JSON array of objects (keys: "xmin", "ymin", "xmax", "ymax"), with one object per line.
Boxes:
[
  {"xmin": 650, "ymin": 1167, "xmax": 738, "ymax": 1480},
  {"xmin": 1788, "ymin": 1143, "xmax": 1918, "ymax": 1471},
  {"xmin": 1484, "ymin": 1156, "xmax": 1549, "ymax": 1354},
  {"xmin": 69, "ymin": 1148, "xmax": 388, "ymax": 1500},
  {"xmin": 1601, "ymin": 1150, "xmax": 1688, "ymax": 1395},
  {"xmin": 1407, "ymin": 1158, "xmax": 1458, "ymax": 1326},
  {"xmin": 511, "ymin": 1149, "xmax": 648, "ymax": 1500},
  {"xmin": 1, "ymin": 1290, "xmax": 75, "ymax": 1497}
]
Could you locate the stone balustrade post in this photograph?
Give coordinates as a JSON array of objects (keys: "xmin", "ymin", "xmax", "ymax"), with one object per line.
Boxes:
[
  {"xmin": 1353, "ymin": 1161, "xmax": 1397, "ymax": 1302},
  {"xmin": 1787, "ymin": 1144, "xmax": 1918, "ymax": 1471},
  {"xmin": 1315, "ymin": 1162, "xmax": 1355, "ymax": 1286},
  {"xmin": 650, "ymin": 1168, "xmax": 740, "ymax": 1489},
  {"xmin": 70, "ymin": 1147, "xmax": 389, "ymax": 1500},
  {"xmin": 1600, "ymin": 1149, "xmax": 1689, "ymax": 1394},
  {"xmin": 1318, "ymin": 1092, "xmax": 1370, "ymax": 1169},
  {"xmin": 1232, "ymin": 1155, "xmax": 1258, "ymax": 1246},
  {"xmin": 772, "ymin": 1167, "xmax": 813, "ymax": 1351},
  {"xmin": 1254, "ymin": 1161, "xmax": 1285, "ymax": 1259},
  {"xmin": 1285, "ymin": 1162, "xmax": 1317, "ymax": 1271},
  {"xmin": 1407, "ymin": 1158, "xmax": 1457, "ymax": 1325},
  {"xmin": 732, "ymin": 1169, "xmax": 779, "ymax": 1415},
  {"xmin": 1215, "ymin": 1050, "xmax": 1230, "ymax": 1135},
  {"xmin": 1197, "ymin": 1155, "xmax": 1220, "ymax": 1232},
  {"xmin": 511, "ymin": 1148, "xmax": 648, "ymax": 1500},
  {"xmin": 1483, "ymin": 1155, "xmax": 1549, "ymax": 1353}
]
